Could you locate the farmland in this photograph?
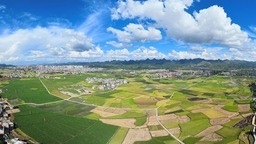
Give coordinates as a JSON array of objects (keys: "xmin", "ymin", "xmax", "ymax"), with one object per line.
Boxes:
[
  {"xmin": 2, "ymin": 78, "xmax": 61, "ymax": 104},
  {"xmin": 14, "ymin": 105, "xmax": 118, "ymax": 144},
  {"xmin": 0, "ymin": 69, "xmax": 254, "ymax": 144}
]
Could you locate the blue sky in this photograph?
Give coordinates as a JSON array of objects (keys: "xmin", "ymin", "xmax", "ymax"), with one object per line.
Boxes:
[{"xmin": 0, "ymin": 0, "xmax": 255, "ymax": 65}]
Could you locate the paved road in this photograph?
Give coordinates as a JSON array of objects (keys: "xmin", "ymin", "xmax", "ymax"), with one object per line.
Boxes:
[
  {"xmin": 155, "ymin": 108, "xmax": 184, "ymax": 144},
  {"xmin": 39, "ymin": 77, "xmax": 186, "ymax": 143},
  {"xmin": 155, "ymin": 92, "xmax": 184, "ymax": 144}
]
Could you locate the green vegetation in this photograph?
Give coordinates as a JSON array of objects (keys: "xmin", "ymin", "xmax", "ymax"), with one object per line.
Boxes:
[
  {"xmin": 110, "ymin": 110, "xmax": 147, "ymax": 126},
  {"xmin": 134, "ymin": 136, "xmax": 175, "ymax": 144},
  {"xmin": 222, "ymin": 104, "xmax": 238, "ymax": 112},
  {"xmin": 108, "ymin": 128, "xmax": 129, "ymax": 144},
  {"xmin": 14, "ymin": 105, "xmax": 118, "ymax": 144},
  {"xmin": 1, "ymin": 71, "xmax": 253, "ymax": 144},
  {"xmin": 179, "ymin": 119, "xmax": 211, "ymax": 139},
  {"xmin": 216, "ymin": 127, "xmax": 241, "ymax": 144},
  {"xmin": 38, "ymin": 101, "xmax": 95, "ymax": 117},
  {"xmin": 3, "ymin": 78, "xmax": 61, "ymax": 103},
  {"xmin": 183, "ymin": 137, "xmax": 202, "ymax": 144}
]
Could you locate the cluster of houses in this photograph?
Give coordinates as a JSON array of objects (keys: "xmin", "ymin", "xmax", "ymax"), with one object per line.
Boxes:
[
  {"xmin": 33, "ymin": 65, "xmax": 104, "ymax": 75},
  {"xmin": 86, "ymin": 77, "xmax": 128, "ymax": 90},
  {"xmin": 0, "ymin": 95, "xmax": 26, "ymax": 144},
  {"xmin": 157, "ymin": 72, "xmax": 182, "ymax": 78},
  {"xmin": 2, "ymin": 65, "xmax": 104, "ymax": 78},
  {"xmin": 5, "ymin": 70, "xmax": 35, "ymax": 78},
  {"xmin": 58, "ymin": 84, "xmax": 91, "ymax": 97}
]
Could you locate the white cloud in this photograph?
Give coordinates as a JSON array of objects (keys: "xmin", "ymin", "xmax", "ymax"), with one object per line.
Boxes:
[
  {"xmin": 0, "ymin": 5, "xmax": 6, "ymax": 12},
  {"xmin": 107, "ymin": 23, "xmax": 162, "ymax": 43},
  {"xmin": 0, "ymin": 26, "xmax": 95, "ymax": 63},
  {"xmin": 105, "ymin": 46, "xmax": 166, "ymax": 60},
  {"xmin": 106, "ymin": 41, "xmax": 132, "ymax": 48},
  {"xmin": 69, "ymin": 46, "xmax": 104, "ymax": 58},
  {"xmin": 106, "ymin": 49, "xmax": 130, "ymax": 60},
  {"xmin": 78, "ymin": 10, "xmax": 112, "ymax": 43},
  {"xmin": 20, "ymin": 12, "xmax": 38, "ymax": 21},
  {"xmin": 79, "ymin": 11, "xmax": 102, "ymax": 36},
  {"xmin": 168, "ymin": 46, "xmax": 230, "ymax": 60},
  {"xmin": 111, "ymin": 0, "xmax": 249, "ymax": 48}
]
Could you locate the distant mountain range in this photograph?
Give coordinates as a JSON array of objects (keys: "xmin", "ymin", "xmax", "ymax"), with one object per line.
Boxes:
[
  {"xmin": 0, "ymin": 64, "xmax": 15, "ymax": 68},
  {"xmin": 59, "ymin": 58, "xmax": 256, "ymax": 70},
  {"xmin": 2, "ymin": 59, "xmax": 256, "ymax": 70}
]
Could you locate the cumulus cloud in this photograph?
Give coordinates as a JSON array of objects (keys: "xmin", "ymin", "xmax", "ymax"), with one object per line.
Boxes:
[
  {"xmin": 69, "ymin": 46, "xmax": 104, "ymax": 58},
  {"xmin": 107, "ymin": 23, "xmax": 162, "ymax": 43},
  {"xmin": 111, "ymin": 0, "xmax": 249, "ymax": 48},
  {"xmin": 105, "ymin": 46, "xmax": 166, "ymax": 60},
  {"xmin": 0, "ymin": 26, "xmax": 94, "ymax": 63},
  {"xmin": 168, "ymin": 46, "xmax": 230, "ymax": 60}
]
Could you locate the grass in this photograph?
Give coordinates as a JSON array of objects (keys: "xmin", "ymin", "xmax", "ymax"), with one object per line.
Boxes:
[
  {"xmin": 179, "ymin": 119, "xmax": 211, "ymax": 139},
  {"xmin": 108, "ymin": 127, "xmax": 129, "ymax": 144},
  {"xmin": 14, "ymin": 105, "xmax": 118, "ymax": 144},
  {"xmin": 84, "ymin": 96, "xmax": 106, "ymax": 106},
  {"xmin": 222, "ymin": 105, "xmax": 238, "ymax": 112},
  {"xmin": 85, "ymin": 113, "xmax": 102, "ymax": 120},
  {"xmin": 134, "ymin": 116, "xmax": 147, "ymax": 126},
  {"xmin": 202, "ymin": 109, "xmax": 226, "ymax": 119},
  {"xmin": 187, "ymin": 112, "xmax": 208, "ymax": 120},
  {"xmin": 216, "ymin": 127, "xmax": 241, "ymax": 144},
  {"xmin": 183, "ymin": 137, "xmax": 202, "ymax": 144},
  {"xmin": 109, "ymin": 110, "xmax": 147, "ymax": 126},
  {"xmin": 133, "ymin": 96, "xmax": 157, "ymax": 106},
  {"xmin": 3, "ymin": 78, "xmax": 61, "ymax": 104},
  {"xmin": 38, "ymin": 101, "xmax": 95, "ymax": 117},
  {"xmin": 148, "ymin": 125, "xmax": 164, "ymax": 131},
  {"xmin": 179, "ymin": 89, "xmax": 199, "ymax": 96}
]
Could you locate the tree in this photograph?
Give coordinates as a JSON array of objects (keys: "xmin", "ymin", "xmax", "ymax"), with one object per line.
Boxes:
[{"xmin": 249, "ymin": 82, "xmax": 256, "ymax": 97}]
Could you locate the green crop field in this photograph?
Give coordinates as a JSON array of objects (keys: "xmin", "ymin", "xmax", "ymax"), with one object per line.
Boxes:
[
  {"xmin": 38, "ymin": 101, "xmax": 95, "ymax": 117},
  {"xmin": 2, "ymin": 72, "xmax": 254, "ymax": 144},
  {"xmin": 14, "ymin": 105, "xmax": 118, "ymax": 144},
  {"xmin": 3, "ymin": 78, "xmax": 61, "ymax": 104}
]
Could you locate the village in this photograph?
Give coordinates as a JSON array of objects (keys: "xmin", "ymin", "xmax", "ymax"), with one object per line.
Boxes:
[
  {"xmin": 0, "ymin": 90, "xmax": 27, "ymax": 144},
  {"xmin": 1, "ymin": 65, "xmax": 104, "ymax": 78},
  {"xmin": 86, "ymin": 77, "xmax": 128, "ymax": 90}
]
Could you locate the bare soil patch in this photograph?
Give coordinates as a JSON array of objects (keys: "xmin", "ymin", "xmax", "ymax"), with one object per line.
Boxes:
[
  {"xmin": 104, "ymin": 107, "xmax": 116, "ymax": 113},
  {"xmin": 238, "ymin": 104, "xmax": 251, "ymax": 112},
  {"xmin": 200, "ymin": 133, "xmax": 223, "ymax": 142},
  {"xmin": 150, "ymin": 130, "xmax": 168, "ymax": 137},
  {"xmin": 168, "ymin": 127, "xmax": 180, "ymax": 134},
  {"xmin": 196, "ymin": 125, "xmax": 223, "ymax": 137},
  {"xmin": 7, "ymin": 109, "xmax": 20, "ymax": 114},
  {"xmin": 90, "ymin": 106, "xmax": 126, "ymax": 117},
  {"xmin": 91, "ymin": 109, "xmax": 118, "ymax": 117},
  {"xmin": 210, "ymin": 118, "xmax": 230, "ymax": 125},
  {"xmin": 100, "ymin": 118, "xmax": 136, "ymax": 128},
  {"xmin": 113, "ymin": 108, "xmax": 126, "ymax": 115},
  {"xmin": 215, "ymin": 107, "xmax": 239, "ymax": 118},
  {"xmin": 122, "ymin": 128, "xmax": 151, "ymax": 144},
  {"xmin": 148, "ymin": 114, "xmax": 189, "ymax": 126},
  {"xmin": 150, "ymin": 127, "xmax": 180, "ymax": 137}
]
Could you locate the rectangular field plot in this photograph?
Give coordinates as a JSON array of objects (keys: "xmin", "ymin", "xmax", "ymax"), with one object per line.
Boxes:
[
  {"xmin": 38, "ymin": 101, "xmax": 95, "ymax": 117},
  {"xmin": 14, "ymin": 105, "xmax": 118, "ymax": 144},
  {"xmin": 3, "ymin": 78, "xmax": 61, "ymax": 103}
]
